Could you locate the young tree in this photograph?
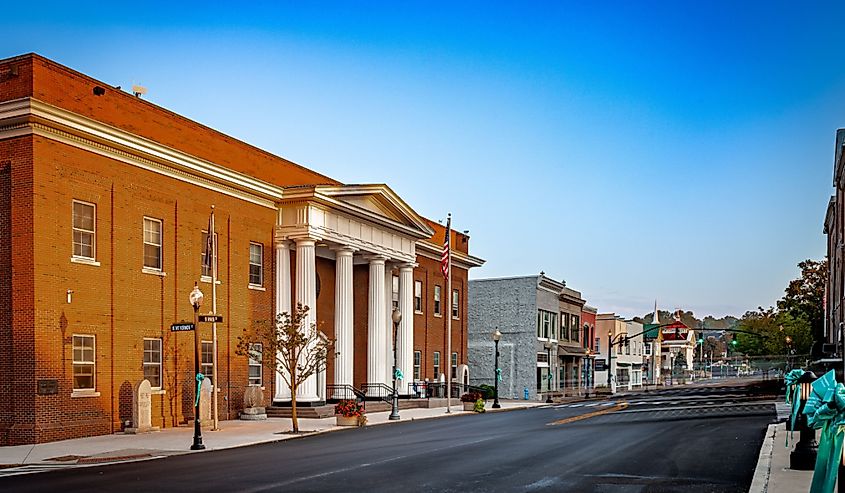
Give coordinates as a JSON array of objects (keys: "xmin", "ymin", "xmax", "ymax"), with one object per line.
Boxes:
[
  {"xmin": 236, "ymin": 303, "xmax": 333, "ymax": 433},
  {"xmin": 777, "ymin": 259, "xmax": 827, "ymax": 358}
]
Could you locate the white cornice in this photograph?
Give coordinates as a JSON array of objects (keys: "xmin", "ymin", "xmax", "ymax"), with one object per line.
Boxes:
[
  {"xmin": 0, "ymin": 97, "xmax": 281, "ymax": 208},
  {"xmin": 416, "ymin": 240, "xmax": 485, "ymax": 269}
]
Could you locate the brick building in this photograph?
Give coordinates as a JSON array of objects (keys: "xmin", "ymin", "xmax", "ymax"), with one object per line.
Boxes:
[{"xmin": 0, "ymin": 53, "xmax": 483, "ymax": 445}]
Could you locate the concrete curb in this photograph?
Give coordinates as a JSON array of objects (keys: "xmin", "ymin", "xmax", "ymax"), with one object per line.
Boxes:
[{"xmin": 749, "ymin": 423, "xmax": 776, "ymax": 493}]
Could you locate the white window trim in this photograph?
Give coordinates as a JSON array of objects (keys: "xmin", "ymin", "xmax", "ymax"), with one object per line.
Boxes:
[
  {"xmin": 248, "ymin": 343, "xmax": 263, "ymax": 387},
  {"xmin": 248, "ymin": 242, "xmax": 264, "ymax": 288},
  {"xmin": 414, "ymin": 280, "xmax": 423, "ymax": 314},
  {"xmin": 72, "ymin": 334, "xmax": 96, "ymax": 392},
  {"xmin": 143, "ymin": 337, "xmax": 163, "ymax": 390},
  {"xmin": 451, "ymin": 289, "xmax": 460, "ymax": 320},
  {"xmin": 143, "ymin": 217, "xmax": 163, "ymax": 272},
  {"xmin": 70, "ymin": 257, "xmax": 101, "ymax": 267},
  {"xmin": 433, "ymin": 286, "xmax": 442, "ymax": 317},
  {"xmin": 72, "ymin": 200, "xmax": 96, "ymax": 261},
  {"xmin": 201, "ymin": 230, "xmax": 219, "ymax": 280}
]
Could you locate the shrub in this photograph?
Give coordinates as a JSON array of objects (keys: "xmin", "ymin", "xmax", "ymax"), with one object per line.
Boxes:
[{"xmin": 478, "ymin": 384, "xmax": 496, "ymax": 400}]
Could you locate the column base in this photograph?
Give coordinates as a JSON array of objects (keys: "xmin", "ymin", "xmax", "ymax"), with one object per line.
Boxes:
[{"xmin": 271, "ymin": 400, "xmax": 327, "ymax": 408}]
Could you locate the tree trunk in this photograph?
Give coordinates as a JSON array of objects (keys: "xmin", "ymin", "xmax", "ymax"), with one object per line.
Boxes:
[{"xmin": 290, "ymin": 372, "xmax": 299, "ymax": 433}]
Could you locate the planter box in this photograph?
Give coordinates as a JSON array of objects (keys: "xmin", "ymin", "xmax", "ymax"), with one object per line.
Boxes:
[
  {"xmin": 463, "ymin": 402, "xmax": 476, "ymax": 411},
  {"xmin": 336, "ymin": 415, "xmax": 359, "ymax": 426}
]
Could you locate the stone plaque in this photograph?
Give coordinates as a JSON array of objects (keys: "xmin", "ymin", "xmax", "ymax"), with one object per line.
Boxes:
[
  {"xmin": 243, "ymin": 386, "xmax": 264, "ymax": 408},
  {"xmin": 37, "ymin": 379, "xmax": 58, "ymax": 395},
  {"xmin": 126, "ymin": 379, "xmax": 158, "ymax": 434},
  {"xmin": 200, "ymin": 379, "xmax": 212, "ymax": 429}
]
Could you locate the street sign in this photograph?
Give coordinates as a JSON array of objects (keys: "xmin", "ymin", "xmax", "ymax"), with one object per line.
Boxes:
[
  {"xmin": 594, "ymin": 359, "xmax": 607, "ymax": 371},
  {"xmin": 198, "ymin": 315, "xmax": 223, "ymax": 323},
  {"xmin": 170, "ymin": 322, "xmax": 195, "ymax": 332}
]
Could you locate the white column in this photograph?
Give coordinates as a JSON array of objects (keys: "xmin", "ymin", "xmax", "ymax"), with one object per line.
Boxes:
[
  {"xmin": 295, "ymin": 238, "xmax": 320, "ymax": 402},
  {"xmin": 367, "ymin": 256, "xmax": 388, "ymax": 391},
  {"xmin": 398, "ymin": 264, "xmax": 414, "ymax": 393},
  {"xmin": 333, "ymin": 247, "xmax": 355, "ymax": 398},
  {"xmin": 385, "ymin": 265, "xmax": 394, "ymax": 384},
  {"xmin": 274, "ymin": 240, "xmax": 292, "ymax": 402}
]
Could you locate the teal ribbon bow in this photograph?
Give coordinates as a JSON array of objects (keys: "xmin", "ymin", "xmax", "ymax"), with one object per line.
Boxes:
[
  {"xmin": 394, "ymin": 368, "xmax": 404, "ymax": 381},
  {"xmin": 784, "ymin": 368, "xmax": 806, "ymax": 446},
  {"xmin": 803, "ymin": 370, "xmax": 845, "ymax": 493},
  {"xmin": 194, "ymin": 373, "xmax": 205, "ymax": 407},
  {"xmin": 496, "ymin": 368, "xmax": 502, "ymax": 382},
  {"xmin": 547, "ymin": 372, "xmax": 553, "ymax": 381}
]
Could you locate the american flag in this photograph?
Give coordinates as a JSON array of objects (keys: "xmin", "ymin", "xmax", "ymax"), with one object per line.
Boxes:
[
  {"xmin": 202, "ymin": 210, "xmax": 214, "ymax": 273},
  {"xmin": 441, "ymin": 215, "xmax": 451, "ymax": 279}
]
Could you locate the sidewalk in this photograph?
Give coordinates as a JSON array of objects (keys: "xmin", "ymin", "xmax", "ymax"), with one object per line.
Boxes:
[
  {"xmin": 749, "ymin": 402, "xmax": 815, "ymax": 493},
  {"xmin": 0, "ymin": 400, "xmax": 541, "ymax": 475}
]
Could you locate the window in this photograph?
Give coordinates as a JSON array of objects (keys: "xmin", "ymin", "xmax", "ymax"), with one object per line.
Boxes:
[
  {"xmin": 595, "ymin": 337, "xmax": 601, "ymax": 353},
  {"xmin": 560, "ymin": 313, "xmax": 570, "ymax": 340},
  {"xmin": 414, "ymin": 281, "xmax": 422, "ymax": 313},
  {"xmin": 201, "ymin": 341, "xmax": 214, "ymax": 383},
  {"xmin": 72, "ymin": 335, "xmax": 96, "ymax": 390},
  {"xmin": 143, "ymin": 338, "xmax": 162, "ymax": 388},
  {"xmin": 433, "ymin": 351, "xmax": 441, "ymax": 377},
  {"xmin": 434, "ymin": 286, "xmax": 442, "ymax": 316},
  {"xmin": 392, "ymin": 275, "xmax": 399, "ymax": 309},
  {"xmin": 143, "ymin": 217, "xmax": 163, "ymax": 270},
  {"xmin": 248, "ymin": 343, "xmax": 263, "ymax": 386},
  {"xmin": 537, "ymin": 352, "xmax": 549, "ymax": 364},
  {"xmin": 644, "ymin": 343, "xmax": 652, "ymax": 356},
  {"xmin": 451, "ymin": 352, "xmax": 458, "ymax": 379},
  {"xmin": 452, "ymin": 289, "xmax": 459, "ymax": 318},
  {"xmin": 625, "ymin": 339, "xmax": 630, "ymax": 355},
  {"xmin": 550, "ymin": 312, "xmax": 557, "ymax": 340},
  {"xmin": 572, "ymin": 316, "xmax": 580, "ymax": 342},
  {"xmin": 537, "ymin": 310, "xmax": 554, "ymax": 339},
  {"xmin": 201, "ymin": 231, "xmax": 218, "ymax": 279},
  {"xmin": 249, "ymin": 242, "xmax": 263, "ymax": 286},
  {"xmin": 72, "ymin": 200, "xmax": 96, "ymax": 259},
  {"xmin": 413, "ymin": 351, "xmax": 421, "ymax": 380}
]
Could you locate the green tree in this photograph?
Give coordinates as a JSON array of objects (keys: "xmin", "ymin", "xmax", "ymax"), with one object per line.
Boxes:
[
  {"xmin": 236, "ymin": 303, "xmax": 333, "ymax": 433},
  {"xmin": 733, "ymin": 307, "xmax": 812, "ymax": 356},
  {"xmin": 777, "ymin": 259, "xmax": 827, "ymax": 357}
]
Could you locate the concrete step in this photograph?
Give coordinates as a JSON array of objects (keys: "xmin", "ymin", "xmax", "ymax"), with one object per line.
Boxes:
[{"xmin": 266, "ymin": 405, "xmax": 335, "ymax": 419}]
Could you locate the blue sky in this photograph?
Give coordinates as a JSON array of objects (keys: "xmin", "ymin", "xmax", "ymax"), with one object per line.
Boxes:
[{"xmin": 4, "ymin": 1, "xmax": 842, "ymax": 318}]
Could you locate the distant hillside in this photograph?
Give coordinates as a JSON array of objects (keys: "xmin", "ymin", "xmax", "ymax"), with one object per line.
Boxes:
[{"xmin": 634, "ymin": 310, "xmax": 738, "ymax": 331}]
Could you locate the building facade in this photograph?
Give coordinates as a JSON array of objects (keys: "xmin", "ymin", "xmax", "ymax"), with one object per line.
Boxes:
[
  {"xmin": 0, "ymin": 54, "xmax": 483, "ymax": 445},
  {"xmin": 581, "ymin": 305, "xmax": 597, "ymax": 393},
  {"xmin": 594, "ymin": 314, "xmax": 643, "ymax": 391},
  {"xmin": 825, "ymin": 128, "xmax": 845, "ymax": 357},
  {"xmin": 467, "ymin": 274, "xmax": 590, "ymax": 400}
]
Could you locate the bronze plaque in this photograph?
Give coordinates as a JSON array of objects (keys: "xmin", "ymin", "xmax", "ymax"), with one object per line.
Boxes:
[{"xmin": 37, "ymin": 379, "xmax": 58, "ymax": 395}]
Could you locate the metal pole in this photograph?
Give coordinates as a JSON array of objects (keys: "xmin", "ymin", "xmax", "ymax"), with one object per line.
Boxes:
[
  {"xmin": 389, "ymin": 319, "xmax": 400, "ymax": 420},
  {"xmin": 493, "ymin": 338, "xmax": 501, "ymax": 408},
  {"xmin": 210, "ymin": 206, "xmax": 219, "ymax": 431},
  {"xmin": 191, "ymin": 302, "xmax": 205, "ymax": 450},
  {"xmin": 607, "ymin": 334, "xmax": 612, "ymax": 388}
]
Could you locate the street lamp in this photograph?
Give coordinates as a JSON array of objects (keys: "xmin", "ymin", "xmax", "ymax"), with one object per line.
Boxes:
[
  {"xmin": 543, "ymin": 341, "xmax": 553, "ymax": 403},
  {"xmin": 389, "ymin": 308, "xmax": 401, "ymax": 421},
  {"xmin": 189, "ymin": 282, "xmax": 205, "ymax": 451},
  {"xmin": 789, "ymin": 371, "xmax": 818, "ymax": 470},
  {"xmin": 492, "ymin": 329, "xmax": 501, "ymax": 409}
]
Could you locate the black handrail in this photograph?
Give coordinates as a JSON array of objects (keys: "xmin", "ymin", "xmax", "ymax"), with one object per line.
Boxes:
[
  {"xmin": 326, "ymin": 384, "xmax": 367, "ymax": 409},
  {"xmin": 360, "ymin": 383, "xmax": 394, "ymax": 404}
]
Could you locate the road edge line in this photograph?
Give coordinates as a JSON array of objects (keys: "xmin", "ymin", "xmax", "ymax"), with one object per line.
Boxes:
[{"xmin": 748, "ymin": 423, "xmax": 776, "ymax": 493}]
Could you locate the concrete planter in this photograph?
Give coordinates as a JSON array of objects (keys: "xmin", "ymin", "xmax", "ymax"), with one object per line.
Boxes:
[
  {"xmin": 463, "ymin": 402, "xmax": 476, "ymax": 411},
  {"xmin": 336, "ymin": 415, "xmax": 359, "ymax": 426}
]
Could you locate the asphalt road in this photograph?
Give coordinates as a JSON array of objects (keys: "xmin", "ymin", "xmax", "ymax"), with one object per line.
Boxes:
[{"xmin": 0, "ymin": 384, "xmax": 775, "ymax": 493}]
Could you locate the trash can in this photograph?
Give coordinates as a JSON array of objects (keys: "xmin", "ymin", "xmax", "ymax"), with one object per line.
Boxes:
[{"xmin": 523, "ymin": 387, "xmax": 529, "ymax": 400}]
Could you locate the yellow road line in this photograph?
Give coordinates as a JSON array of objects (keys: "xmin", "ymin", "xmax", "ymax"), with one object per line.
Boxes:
[{"xmin": 547, "ymin": 401, "xmax": 629, "ymax": 426}]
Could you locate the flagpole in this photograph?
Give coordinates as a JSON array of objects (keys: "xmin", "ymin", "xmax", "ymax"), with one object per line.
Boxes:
[
  {"xmin": 446, "ymin": 213, "xmax": 452, "ymax": 414},
  {"xmin": 211, "ymin": 206, "xmax": 219, "ymax": 431}
]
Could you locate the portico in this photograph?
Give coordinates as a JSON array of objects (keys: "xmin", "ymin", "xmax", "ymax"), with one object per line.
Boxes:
[{"xmin": 272, "ymin": 185, "xmax": 433, "ymax": 404}]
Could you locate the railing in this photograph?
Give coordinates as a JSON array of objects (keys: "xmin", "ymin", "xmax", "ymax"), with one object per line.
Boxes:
[
  {"xmin": 326, "ymin": 384, "xmax": 366, "ymax": 407},
  {"xmin": 360, "ymin": 383, "xmax": 395, "ymax": 404}
]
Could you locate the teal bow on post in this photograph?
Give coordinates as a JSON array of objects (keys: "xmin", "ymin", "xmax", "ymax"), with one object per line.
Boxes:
[
  {"xmin": 194, "ymin": 373, "xmax": 205, "ymax": 407},
  {"xmin": 785, "ymin": 368, "xmax": 806, "ymax": 446},
  {"xmin": 496, "ymin": 368, "xmax": 502, "ymax": 382},
  {"xmin": 803, "ymin": 370, "xmax": 845, "ymax": 493},
  {"xmin": 394, "ymin": 368, "xmax": 404, "ymax": 381}
]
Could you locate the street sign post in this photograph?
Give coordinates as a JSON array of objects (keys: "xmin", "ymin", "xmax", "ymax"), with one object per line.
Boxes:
[
  {"xmin": 198, "ymin": 315, "xmax": 223, "ymax": 323},
  {"xmin": 171, "ymin": 322, "xmax": 195, "ymax": 332}
]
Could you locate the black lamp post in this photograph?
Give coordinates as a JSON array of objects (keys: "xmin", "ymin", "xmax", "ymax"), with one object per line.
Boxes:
[
  {"xmin": 189, "ymin": 282, "xmax": 205, "ymax": 451},
  {"xmin": 492, "ymin": 329, "xmax": 501, "ymax": 409},
  {"xmin": 790, "ymin": 370, "xmax": 818, "ymax": 470},
  {"xmin": 544, "ymin": 341, "xmax": 553, "ymax": 403},
  {"xmin": 389, "ymin": 308, "xmax": 401, "ymax": 421}
]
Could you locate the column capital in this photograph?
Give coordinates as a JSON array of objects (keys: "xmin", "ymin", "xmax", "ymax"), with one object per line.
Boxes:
[
  {"xmin": 274, "ymin": 239, "xmax": 292, "ymax": 249},
  {"xmin": 331, "ymin": 245, "xmax": 358, "ymax": 255},
  {"xmin": 294, "ymin": 237, "xmax": 318, "ymax": 248},
  {"xmin": 364, "ymin": 254, "xmax": 389, "ymax": 264},
  {"xmin": 398, "ymin": 262, "xmax": 417, "ymax": 271}
]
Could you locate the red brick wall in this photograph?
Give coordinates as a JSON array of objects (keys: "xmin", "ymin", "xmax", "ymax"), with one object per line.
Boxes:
[{"xmin": 0, "ymin": 135, "xmax": 36, "ymax": 445}]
